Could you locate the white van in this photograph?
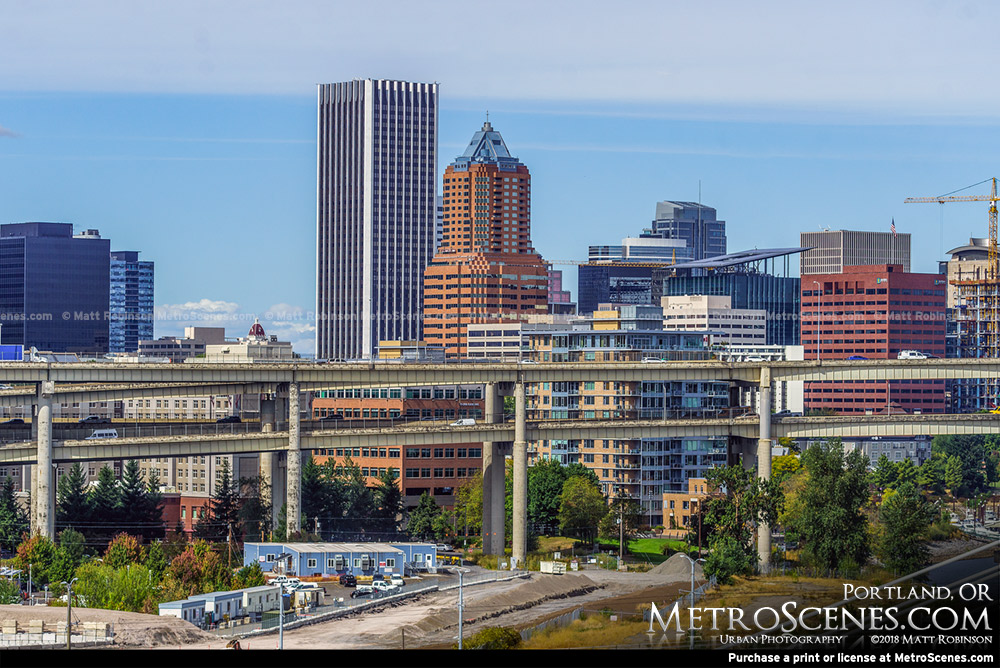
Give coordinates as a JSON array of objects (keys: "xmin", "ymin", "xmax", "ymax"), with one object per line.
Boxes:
[
  {"xmin": 897, "ymin": 350, "xmax": 928, "ymax": 360},
  {"xmin": 85, "ymin": 429, "xmax": 119, "ymax": 440},
  {"xmin": 450, "ymin": 418, "xmax": 476, "ymax": 426}
]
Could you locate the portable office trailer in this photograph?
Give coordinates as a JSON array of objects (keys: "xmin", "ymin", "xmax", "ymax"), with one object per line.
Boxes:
[
  {"xmin": 240, "ymin": 585, "xmax": 281, "ymax": 621},
  {"xmin": 157, "ymin": 598, "xmax": 206, "ymax": 626},
  {"xmin": 188, "ymin": 590, "xmax": 244, "ymax": 624},
  {"xmin": 244, "ymin": 542, "xmax": 437, "ymax": 576}
]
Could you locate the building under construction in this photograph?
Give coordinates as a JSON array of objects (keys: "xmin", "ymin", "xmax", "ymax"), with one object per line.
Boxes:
[{"xmin": 912, "ymin": 178, "xmax": 1000, "ymax": 412}]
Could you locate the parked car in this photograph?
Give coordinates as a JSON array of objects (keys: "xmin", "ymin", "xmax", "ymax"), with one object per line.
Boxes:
[
  {"xmin": 435, "ymin": 543, "xmax": 453, "ymax": 552},
  {"xmin": 897, "ymin": 350, "xmax": 929, "ymax": 360},
  {"xmin": 338, "ymin": 573, "xmax": 356, "ymax": 587},
  {"xmin": 216, "ymin": 415, "xmax": 242, "ymax": 423},
  {"xmin": 389, "ymin": 574, "xmax": 405, "ymax": 588},
  {"xmin": 78, "ymin": 415, "xmax": 109, "ymax": 424},
  {"xmin": 85, "ymin": 429, "xmax": 119, "ymax": 440}
]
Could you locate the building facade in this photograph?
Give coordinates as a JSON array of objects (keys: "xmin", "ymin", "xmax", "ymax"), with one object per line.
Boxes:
[
  {"xmin": 138, "ymin": 327, "xmax": 227, "ymax": 362},
  {"xmin": 800, "ymin": 230, "xmax": 911, "ymax": 274},
  {"xmin": 661, "ymin": 295, "xmax": 766, "ymax": 346},
  {"xmin": 0, "ymin": 223, "xmax": 110, "ymax": 354},
  {"xmin": 801, "ymin": 264, "xmax": 947, "ymax": 414},
  {"xmin": 422, "ymin": 121, "xmax": 549, "ymax": 358},
  {"xmin": 650, "ymin": 201, "xmax": 726, "ymax": 261},
  {"xmin": 109, "ymin": 251, "xmax": 154, "ymax": 353},
  {"xmin": 315, "ymin": 79, "xmax": 438, "ymax": 361}
]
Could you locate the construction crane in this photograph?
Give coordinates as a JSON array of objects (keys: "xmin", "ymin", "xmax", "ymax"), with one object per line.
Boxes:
[{"xmin": 905, "ymin": 177, "xmax": 1000, "ymax": 406}]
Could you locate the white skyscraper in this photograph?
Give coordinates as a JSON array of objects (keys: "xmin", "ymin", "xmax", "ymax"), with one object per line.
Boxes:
[{"xmin": 316, "ymin": 79, "xmax": 438, "ymax": 360}]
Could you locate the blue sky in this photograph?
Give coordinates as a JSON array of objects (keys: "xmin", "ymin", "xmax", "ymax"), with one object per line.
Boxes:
[{"xmin": 2, "ymin": 1, "xmax": 999, "ymax": 354}]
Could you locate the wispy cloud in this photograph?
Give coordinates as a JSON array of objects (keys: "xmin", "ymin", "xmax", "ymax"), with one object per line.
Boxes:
[{"xmin": 0, "ymin": 125, "xmax": 18, "ymax": 138}]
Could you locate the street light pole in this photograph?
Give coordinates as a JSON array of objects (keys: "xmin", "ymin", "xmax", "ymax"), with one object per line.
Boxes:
[
  {"xmin": 62, "ymin": 577, "xmax": 77, "ymax": 650},
  {"xmin": 457, "ymin": 567, "xmax": 469, "ymax": 649}
]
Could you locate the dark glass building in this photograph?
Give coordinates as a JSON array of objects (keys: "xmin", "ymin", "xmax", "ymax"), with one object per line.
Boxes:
[
  {"xmin": 109, "ymin": 251, "xmax": 154, "ymax": 353},
  {"xmin": 578, "ymin": 247, "xmax": 804, "ymax": 347},
  {"xmin": 0, "ymin": 223, "xmax": 110, "ymax": 353}
]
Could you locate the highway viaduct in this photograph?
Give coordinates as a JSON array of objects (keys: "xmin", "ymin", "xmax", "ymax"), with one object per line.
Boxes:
[{"xmin": 2, "ymin": 359, "xmax": 998, "ymax": 570}]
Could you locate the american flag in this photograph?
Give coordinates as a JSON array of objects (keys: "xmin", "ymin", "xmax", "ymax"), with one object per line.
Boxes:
[{"xmin": 891, "ymin": 218, "xmax": 896, "ymax": 238}]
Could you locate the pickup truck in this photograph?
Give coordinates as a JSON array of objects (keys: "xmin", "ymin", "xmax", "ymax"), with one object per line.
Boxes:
[{"xmin": 350, "ymin": 580, "xmax": 400, "ymax": 598}]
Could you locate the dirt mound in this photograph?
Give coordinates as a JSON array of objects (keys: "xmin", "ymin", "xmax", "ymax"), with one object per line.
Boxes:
[
  {"xmin": 0, "ymin": 604, "xmax": 217, "ymax": 648},
  {"xmin": 391, "ymin": 573, "xmax": 602, "ymax": 642},
  {"xmin": 648, "ymin": 552, "xmax": 703, "ymax": 581}
]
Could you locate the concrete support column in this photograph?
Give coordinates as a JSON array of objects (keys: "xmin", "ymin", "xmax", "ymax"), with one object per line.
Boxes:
[
  {"xmin": 481, "ymin": 384, "xmax": 496, "ymax": 554},
  {"xmin": 756, "ymin": 367, "xmax": 773, "ymax": 572},
  {"xmin": 490, "ymin": 443, "xmax": 505, "ymax": 555},
  {"xmin": 259, "ymin": 398, "xmax": 278, "ymax": 532},
  {"xmin": 34, "ymin": 381, "xmax": 54, "ymax": 539},
  {"xmin": 512, "ymin": 382, "xmax": 527, "ymax": 568},
  {"xmin": 286, "ymin": 382, "xmax": 301, "ymax": 539}
]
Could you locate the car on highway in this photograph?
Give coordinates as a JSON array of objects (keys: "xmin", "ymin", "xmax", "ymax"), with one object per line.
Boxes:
[
  {"xmin": 641, "ymin": 357, "xmax": 667, "ymax": 363},
  {"xmin": 216, "ymin": 415, "xmax": 242, "ymax": 423},
  {"xmin": 847, "ymin": 355, "xmax": 868, "ymax": 360},
  {"xmin": 85, "ymin": 429, "xmax": 119, "ymax": 440},
  {"xmin": 1, "ymin": 418, "xmax": 24, "ymax": 425},
  {"xmin": 450, "ymin": 418, "xmax": 476, "ymax": 426},
  {"xmin": 319, "ymin": 414, "xmax": 344, "ymax": 422},
  {"xmin": 897, "ymin": 350, "xmax": 929, "ymax": 360},
  {"xmin": 78, "ymin": 415, "xmax": 109, "ymax": 424}
]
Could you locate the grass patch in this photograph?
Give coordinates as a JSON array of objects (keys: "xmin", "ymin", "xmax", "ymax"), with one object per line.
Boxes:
[
  {"xmin": 522, "ymin": 613, "xmax": 649, "ymax": 649},
  {"xmin": 597, "ymin": 538, "xmax": 697, "ymax": 564},
  {"xmin": 536, "ymin": 536, "xmax": 582, "ymax": 553}
]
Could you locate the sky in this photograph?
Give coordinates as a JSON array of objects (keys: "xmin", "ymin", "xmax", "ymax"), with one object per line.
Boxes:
[{"xmin": 2, "ymin": 0, "xmax": 1000, "ymax": 355}]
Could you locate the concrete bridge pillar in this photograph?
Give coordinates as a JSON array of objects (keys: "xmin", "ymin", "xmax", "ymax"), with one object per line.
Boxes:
[
  {"xmin": 756, "ymin": 367, "xmax": 773, "ymax": 572},
  {"xmin": 512, "ymin": 382, "xmax": 527, "ymax": 568},
  {"xmin": 33, "ymin": 381, "xmax": 54, "ymax": 539},
  {"xmin": 481, "ymin": 383, "xmax": 497, "ymax": 554},
  {"xmin": 286, "ymin": 382, "xmax": 301, "ymax": 539},
  {"xmin": 259, "ymin": 398, "xmax": 278, "ymax": 532}
]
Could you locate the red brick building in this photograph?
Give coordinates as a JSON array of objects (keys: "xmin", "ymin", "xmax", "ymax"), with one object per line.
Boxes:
[
  {"xmin": 801, "ymin": 264, "xmax": 947, "ymax": 414},
  {"xmin": 310, "ymin": 384, "xmax": 485, "ymax": 507},
  {"xmin": 422, "ymin": 121, "xmax": 549, "ymax": 358}
]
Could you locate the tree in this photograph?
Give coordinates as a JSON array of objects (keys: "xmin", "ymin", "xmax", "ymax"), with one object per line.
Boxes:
[
  {"xmin": 528, "ymin": 459, "xmax": 571, "ymax": 534},
  {"xmin": 0, "ymin": 476, "xmax": 29, "ymax": 551},
  {"xmin": 453, "ymin": 470, "xmax": 483, "ymax": 539},
  {"xmin": 771, "ymin": 454, "xmax": 802, "ymax": 482},
  {"xmin": 194, "ymin": 458, "xmax": 241, "ymax": 543},
  {"xmin": 238, "ymin": 475, "xmax": 272, "ymax": 542},
  {"xmin": 703, "ymin": 535, "xmax": 755, "ymax": 585},
  {"xmin": 0, "ymin": 578, "xmax": 20, "ymax": 604},
  {"xmin": 13, "ymin": 535, "xmax": 57, "ymax": 586},
  {"xmin": 55, "ymin": 463, "xmax": 90, "ymax": 535},
  {"xmin": 933, "ymin": 435, "xmax": 990, "ymax": 497},
  {"xmin": 161, "ymin": 540, "xmax": 231, "ymax": 599},
  {"xmin": 232, "ymin": 562, "xmax": 267, "ymax": 589},
  {"xmin": 120, "ymin": 460, "xmax": 164, "ymax": 542},
  {"xmin": 74, "ymin": 561, "xmax": 159, "ymax": 613},
  {"xmin": 89, "ymin": 465, "xmax": 123, "ymax": 548},
  {"xmin": 50, "ymin": 528, "xmax": 87, "ymax": 584},
  {"xmin": 871, "ymin": 454, "xmax": 897, "ymax": 490},
  {"xmin": 944, "ymin": 455, "xmax": 963, "ymax": 496},
  {"xmin": 877, "ymin": 483, "xmax": 934, "ymax": 575},
  {"xmin": 372, "ymin": 468, "xmax": 403, "ymax": 536},
  {"xmin": 104, "ymin": 532, "xmax": 145, "ymax": 569},
  {"xmin": 598, "ymin": 495, "xmax": 641, "ymax": 545},
  {"xmin": 144, "ymin": 540, "xmax": 168, "ymax": 580},
  {"xmin": 300, "ymin": 455, "xmax": 328, "ymax": 534},
  {"xmin": 917, "ymin": 455, "xmax": 945, "ymax": 493},
  {"xmin": 337, "ymin": 456, "xmax": 375, "ymax": 536},
  {"xmin": 894, "ymin": 458, "xmax": 918, "ymax": 488},
  {"xmin": 794, "ymin": 439, "xmax": 871, "ymax": 574},
  {"xmin": 407, "ymin": 492, "xmax": 441, "ymax": 541},
  {"xmin": 557, "ymin": 476, "xmax": 607, "ymax": 542}
]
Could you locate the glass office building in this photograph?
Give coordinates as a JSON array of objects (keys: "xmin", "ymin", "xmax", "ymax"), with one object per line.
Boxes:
[{"xmin": 109, "ymin": 251, "xmax": 154, "ymax": 353}]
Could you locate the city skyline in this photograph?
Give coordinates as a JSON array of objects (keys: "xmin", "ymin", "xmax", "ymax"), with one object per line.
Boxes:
[{"xmin": 3, "ymin": 3, "xmax": 1000, "ymax": 355}]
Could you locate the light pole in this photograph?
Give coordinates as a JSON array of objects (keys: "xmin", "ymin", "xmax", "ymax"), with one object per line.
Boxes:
[
  {"xmin": 456, "ymin": 567, "xmax": 470, "ymax": 649},
  {"xmin": 690, "ymin": 498, "xmax": 701, "ymax": 559},
  {"xmin": 812, "ymin": 280, "xmax": 822, "ymax": 361},
  {"xmin": 678, "ymin": 553, "xmax": 706, "ymax": 649},
  {"xmin": 274, "ymin": 552, "xmax": 290, "ymax": 649},
  {"xmin": 61, "ymin": 577, "xmax": 78, "ymax": 650}
]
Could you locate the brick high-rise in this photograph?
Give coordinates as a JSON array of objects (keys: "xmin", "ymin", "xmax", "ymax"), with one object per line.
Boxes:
[
  {"xmin": 422, "ymin": 122, "xmax": 548, "ymax": 357},
  {"xmin": 801, "ymin": 264, "xmax": 947, "ymax": 414}
]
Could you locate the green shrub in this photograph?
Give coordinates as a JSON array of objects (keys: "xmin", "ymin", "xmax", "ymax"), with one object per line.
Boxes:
[{"xmin": 458, "ymin": 626, "xmax": 522, "ymax": 650}]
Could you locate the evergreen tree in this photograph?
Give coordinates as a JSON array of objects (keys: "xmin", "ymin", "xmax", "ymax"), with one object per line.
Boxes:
[
  {"xmin": 238, "ymin": 475, "xmax": 272, "ymax": 542},
  {"xmin": 407, "ymin": 492, "xmax": 441, "ymax": 541},
  {"xmin": 119, "ymin": 460, "xmax": 163, "ymax": 542},
  {"xmin": 338, "ymin": 456, "xmax": 374, "ymax": 536},
  {"xmin": 89, "ymin": 465, "xmax": 123, "ymax": 548},
  {"xmin": 56, "ymin": 462, "xmax": 90, "ymax": 534},
  {"xmin": 0, "ymin": 477, "xmax": 29, "ymax": 551},
  {"xmin": 373, "ymin": 468, "xmax": 403, "ymax": 536},
  {"xmin": 877, "ymin": 483, "xmax": 934, "ymax": 574},
  {"xmin": 194, "ymin": 458, "xmax": 242, "ymax": 543},
  {"xmin": 894, "ymin": 458, "xmax": 918, "ymax": 487},
  {"xmin": 300, "ymin": 455, "xmax": 328, "ymax": 534},
  {"xmin": 871, "ymin": 454, "xmax": 897, "ymax": 490},
  {"xmin": 917, "ymin": 455, "xmax": 945, "ymax": 492}
]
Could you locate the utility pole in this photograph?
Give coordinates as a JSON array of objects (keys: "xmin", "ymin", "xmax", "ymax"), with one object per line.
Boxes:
[
  {"xmin": 62, "ymin": 577, "xmax": 77, "ymax": 650},
  {"xmin": 618, "ymin": 497, "xmax": 624, "ymax": 565}
]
